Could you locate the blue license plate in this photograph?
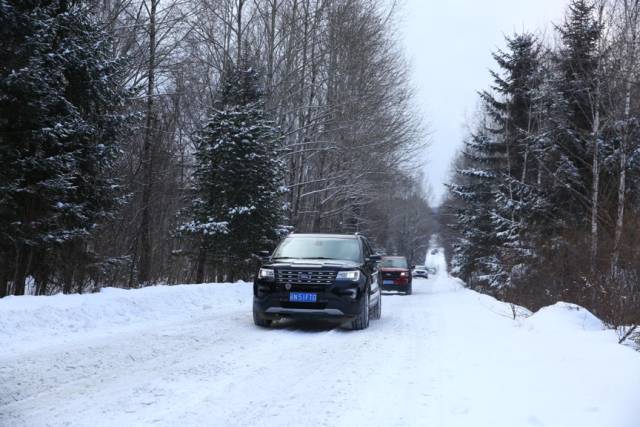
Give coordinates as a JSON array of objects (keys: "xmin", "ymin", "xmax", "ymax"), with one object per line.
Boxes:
[
  {"xmin": 289, "ymin": 292, "xmax": 317, "ymax": 303},
  {"xmin": 383, "ymin": 280, "xmax": 395, "ymax": 285}
]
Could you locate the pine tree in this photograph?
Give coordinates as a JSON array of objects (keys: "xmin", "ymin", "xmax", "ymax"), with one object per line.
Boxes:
[
  {"xmin": 481, "ymin": 33, "xmax": 545, "ymax": 289},
  {"xmin": 549, "ymin": 0, "xmax": 605, "ymax": 232},
  {"xmin": 557, "ymin": 0, "xmax": 603, "ymax": 135},
  {"xmin": 0, "ymin": 0, "xmax": 128, "ymax": 295},
  {"xmin": 447, "ymin": 126, "xmax": 503, "ymax": 286},
  {"xmin": 180, "ymin": 64, "xmax": 286, "ymax": 282},
  {"xmin": 542, "ymin": 0, "xmax": 607, "ymax": 286},
  {"xmin": 448, "ymin": 34, "xmax": 546, "ymax": 291}
]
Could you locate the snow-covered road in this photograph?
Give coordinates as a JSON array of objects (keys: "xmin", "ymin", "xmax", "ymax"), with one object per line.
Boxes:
[{"xmin": 1, "ymin": 251, "xmax": 639, "ymax": 427}]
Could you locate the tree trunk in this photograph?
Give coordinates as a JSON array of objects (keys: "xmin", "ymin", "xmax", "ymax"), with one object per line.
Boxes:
[
  {"xmin": 13, "ymin": 244, "xmax": 30, "ymax": 296},
  {"xmin": 265, "ymin": 0, "xmax": 277, "ymax": 94},
  {"xmin": 35, "ymin": 276, "xmax": 48, "ymax": 296},
  {"xmin": 590, "ymin": 82, "xmax": 601, "ymax": 275},
  {"xmin": 0, "ymin": 256, "xmax": 8, "ymax": 298},
  {"xmin": 612, "ymin": 3, "xmax": 638, "ymax": 272},
  {"xmin": 195, "ymin": 245, "xmax": 206, "ymax": 284},
  {"xmin": 521, "ymin": 149, "xmax": 528, "ymax": 184},
  {"xmin": 235, "ymin": 0, "xmax": 244, "ymax": 64},
  {"xmin": 62, "ymin": 264, "xmax": 74, "ymax": 294},
  {"xmin": 34, "ymin": 258, "xmax": 50, "ymax": 295},
  {"xmin": 75, "ymin": 264, "xmax": 87, "ymax": 294},
  {"xmin": 138, "ymin": 0, "xmax": 157, "ymax": 286},
  {"xmin": 612, "ymin": 79, "xmax": 631, "ymax": 272}
]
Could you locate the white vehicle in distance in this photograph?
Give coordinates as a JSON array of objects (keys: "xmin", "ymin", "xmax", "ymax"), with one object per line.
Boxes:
[{"xmin": 412, "ymin": 265, "xmax": 429, "ymax": 279}]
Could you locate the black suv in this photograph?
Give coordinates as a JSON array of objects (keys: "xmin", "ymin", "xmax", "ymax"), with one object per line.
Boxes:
[{"xmin": 253, "ymin": 233, "xmax": 382, "ymax": 330}]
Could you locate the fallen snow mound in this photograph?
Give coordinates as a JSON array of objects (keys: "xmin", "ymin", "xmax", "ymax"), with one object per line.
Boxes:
[
  {"xmin": 527, "ymin": 301, "xmax": 604, "ymax": 332},
  {"xmin": 0, "ymin": 282, "xmax": 249, "ymax": 357}
]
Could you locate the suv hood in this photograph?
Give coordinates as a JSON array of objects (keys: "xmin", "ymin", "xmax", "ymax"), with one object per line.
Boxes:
[{"xmin": 266, "ymin": 259, "xmax": 360, "ymax": 269}]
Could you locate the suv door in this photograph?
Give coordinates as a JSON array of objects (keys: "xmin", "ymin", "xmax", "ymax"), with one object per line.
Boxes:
[{"xmin": 361, "ymin": 238, "xmax": 379, "ymax": 296}]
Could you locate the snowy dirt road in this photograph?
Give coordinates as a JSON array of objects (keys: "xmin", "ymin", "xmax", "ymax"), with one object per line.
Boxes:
[{"xmin": 1, "ymin": 251, "xmax": 639, "ymax": 427}]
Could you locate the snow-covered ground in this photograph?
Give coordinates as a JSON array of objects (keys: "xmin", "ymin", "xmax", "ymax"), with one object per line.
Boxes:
[{"xmin": 1, "ymin": 250, "xmax": 639, "ymax": 427}]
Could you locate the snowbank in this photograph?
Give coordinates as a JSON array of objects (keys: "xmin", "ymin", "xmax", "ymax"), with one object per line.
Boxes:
[
  {"xmin": 0, "ymin": 282, "xmax": 250, "ymax": 357},
  {"xmin": 527, "ymin": 301, "xmax": 605, "ymax": 332}
]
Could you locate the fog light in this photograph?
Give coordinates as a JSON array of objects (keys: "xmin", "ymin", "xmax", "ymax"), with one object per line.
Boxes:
[{"xmin": 343, "ymin": 288, "xmax": 358, "ymax": 299}]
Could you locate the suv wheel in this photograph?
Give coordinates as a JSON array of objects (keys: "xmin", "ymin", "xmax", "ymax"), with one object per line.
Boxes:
[
  {"xmin": 253, "ymin": 308, "xmax": 273, "ymax": 328},
  {"xmin": 347, "ymin": 289, "xmax": 370, "ymax": 330},
  {"xmin": 371, "ymin": 293, "xmax": 382, "ymax": 320}
]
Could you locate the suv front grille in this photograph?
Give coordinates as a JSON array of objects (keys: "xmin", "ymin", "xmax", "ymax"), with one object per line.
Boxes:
[
  {"xmin": 382, "ymin": 271, "xmax": 403, "ymax": 279},
  {"xmin": 276, "ymin": 270, "xmax": 337, "ymax": 287}
]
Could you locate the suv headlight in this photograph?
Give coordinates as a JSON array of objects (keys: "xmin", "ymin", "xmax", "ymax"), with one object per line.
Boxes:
[
  {"xmin": 336, "ymin": 270, "xmax": 361, "ymax": 281},
  {"xmin": 258, "ymin": 268, "xmax": 275, "ymax": 280}
]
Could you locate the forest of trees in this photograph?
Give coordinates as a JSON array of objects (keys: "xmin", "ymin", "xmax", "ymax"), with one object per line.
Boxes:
[
  {"xmin": 441, "ymin": 0, "xmax": 640, "ymax": 329},
  {"xmin": 0, "ymin": 0, "xmax": 433, "ymax": 296}
]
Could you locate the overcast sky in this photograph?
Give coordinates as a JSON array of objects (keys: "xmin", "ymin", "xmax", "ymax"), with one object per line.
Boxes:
[{"xmin": 400, "ymin": 0, "xmax": 569, "ymax": 206}]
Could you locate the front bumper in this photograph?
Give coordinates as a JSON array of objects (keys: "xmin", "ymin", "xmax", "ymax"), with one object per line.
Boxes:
[
  {"xmin": 253, "ymin": 281, "xmax": 365, "ymax": 321},
  {"xmin": 381, "ymin": 283, "xmax": 410, "ymax": 292},
  {"xmin": 264, "ymin": 306, "xmax": 346, "ymax": 317}
]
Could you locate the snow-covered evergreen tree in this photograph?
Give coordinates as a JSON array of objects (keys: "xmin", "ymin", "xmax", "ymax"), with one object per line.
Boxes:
[
  {"xmin": 549, "ymin": 0, "xmax": 604, "ymax": 229},
  {"xmin": 0, "ymin": 0, "xmax": 128, "ymax": 295},
  {"xmin": 447, "ymin": 126, "xmax": 503, "ymax": 286},
  {"xmin": 447, "ymin": 34, "xmax": 543, "ymax": 289},
  {"xmin": 445, "ymin": 1, "xmax": 636, "ymax": 312},
  {"xmin": 482, "ymin": 33, "xmax": 546, "ymax": 289},
  {"xmin": 532, "ymin": 0, "xmax": 608, "ymax": 294},
  {"xmin": 180, "ymin": 64, "xmax": 286, "ymax": 282}
]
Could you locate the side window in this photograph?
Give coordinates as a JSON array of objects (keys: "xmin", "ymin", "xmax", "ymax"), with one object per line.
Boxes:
[
  {"xmin": 362, "ymin": 239, "xmax": 378, "ymax": 279},
  {"xmin": 361, "ymin": 238, "xmax": 373, "ymax": 258},
  {"xmin": 357, "ymin": 237, "xmax": 367, "ymax": 259}
]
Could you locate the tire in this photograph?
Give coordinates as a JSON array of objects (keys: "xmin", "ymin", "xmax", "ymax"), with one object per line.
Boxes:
[
  {"xmin": 253, "ymin": 308, "xmax": 273, "ymax": 328},
  {"xmin": 371, "ymin": 292, "xmax": 382, "ymax": 320},
  {"xmin": 347, "ymin": 289, "xmax": 370, "ymax": 330}
]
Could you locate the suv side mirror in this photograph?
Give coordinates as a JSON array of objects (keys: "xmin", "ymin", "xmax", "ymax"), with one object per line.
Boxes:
[
  {"xmin": 411, "ymin": 265, "xmax": 416, "ymax": 269},
  {"xmin": 367, "ymin": 254, "xmax": 382, "ymax": 263},
  {"xmin": 255, "ymin": 250, "xmax": 271, "ymax": 259}
]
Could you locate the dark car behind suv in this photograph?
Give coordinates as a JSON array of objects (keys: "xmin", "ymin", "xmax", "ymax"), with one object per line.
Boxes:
[{"xmin": 253, "ymin": 233, "xmax": 382, "ymax": 330}]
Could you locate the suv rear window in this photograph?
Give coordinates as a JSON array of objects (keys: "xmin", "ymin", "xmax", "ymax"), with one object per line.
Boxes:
[
  {"xmin": 273, "ymin": 237, "xmax": 362, "ymax": 262},
  {"xmin": 381, "ymin": 258, "xmax": 408, "ymax": 268}
]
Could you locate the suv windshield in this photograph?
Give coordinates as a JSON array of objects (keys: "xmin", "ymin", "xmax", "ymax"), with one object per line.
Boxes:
[
  {"xmin": 381, "ymin": 258, "xmax": 408, "ymax": 268},
  {"xmin": 273, "ymin": 237, "xmax": 362, "ymax": 262}
]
